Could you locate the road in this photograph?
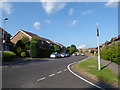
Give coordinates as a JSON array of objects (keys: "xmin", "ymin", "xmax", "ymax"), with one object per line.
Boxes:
[{"xmin": 2, "ymin": 56, "xmax": 101, "ymax": 89}]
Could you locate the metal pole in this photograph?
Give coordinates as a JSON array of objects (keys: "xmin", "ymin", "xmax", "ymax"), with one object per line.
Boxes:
[
  {"xmin": 97, "ymin": 36, "xmax": 101, "ymax": 71},
  {"xmin": 97, "ymin": 22, "xmax": 101, "ymax": 71}
]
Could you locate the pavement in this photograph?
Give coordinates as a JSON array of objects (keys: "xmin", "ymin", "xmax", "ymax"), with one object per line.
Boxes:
[
  {"xmin": 89, "ymin": 55, "xmax": 119, "ymax": 75},
  {"xmin": 2, "ymin": 55, "xmax": 119, "ymax": 89}
]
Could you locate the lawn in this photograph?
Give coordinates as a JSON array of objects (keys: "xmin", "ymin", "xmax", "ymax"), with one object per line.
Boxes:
[{"xmin": 75, "ymin": 57, "xmax": 119, "ymax": 86}]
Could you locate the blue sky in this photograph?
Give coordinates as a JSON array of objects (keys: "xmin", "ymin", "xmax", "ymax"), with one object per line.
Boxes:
[{"xmin": 0, "ymin": 1, "xmax": 118, "ymax": 49}]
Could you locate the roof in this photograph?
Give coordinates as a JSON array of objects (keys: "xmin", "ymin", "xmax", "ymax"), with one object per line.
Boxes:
[
  {"xmin": 21, "ymin": 30, "xmax": 56, "ymax": 44},
  {"xmin": 55, "ymin": 42, "xmax": 66, "ymax": 48},
  {"xmin": 0, "ymin": 27, "xmax": 11, "ymax": 36},
  {"xmin": 88, "ymin": 48, "xmax": 95, "ymax": 50}
]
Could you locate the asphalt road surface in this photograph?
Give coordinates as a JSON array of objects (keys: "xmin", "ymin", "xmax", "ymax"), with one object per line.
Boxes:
[{"xmin": 2, "ymin": 55, "xmax": 104, "ymax": 89}]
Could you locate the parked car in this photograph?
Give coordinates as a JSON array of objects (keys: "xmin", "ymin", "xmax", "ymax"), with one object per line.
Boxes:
[
  {"xmin": 76, "ymin": 53, "xmax": 80, "ymax": 56},
  {"xmin": 50, "ymin": 52, "xmax": 61, "ymax": 58},
  {"xmin": 60, "ymin": 53, "xmax": 65, "ymax": 58},
  {"xmin": 65, "ymin": 53, "xmax": 70, "ymax": 57},
  {"xmin": 72, "ymin": 53, "xmax": 77, "ymax": 56},
  {"xmin": 81, "ymin": 53, "xmax": 85, "ymax": 56}
]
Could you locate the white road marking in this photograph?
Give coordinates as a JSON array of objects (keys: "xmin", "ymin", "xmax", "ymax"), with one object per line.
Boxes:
[
  {"xmin": 37, "ymin": 77, "xmax": 46, "ymax": 81},
  {"xmin": 63, "ymin": 69, "xmax": 67, "ymax": 71},
  {"xmin": 57, "ymin": 71, "xmax": 62, "ymax": 74},
  {"xmin": 67, "ymin": 61, "xmax": 105, "ymax": 90},
  {"xmin": 49, "ymin": 74, "xmax": 55, "ymax": 77}
]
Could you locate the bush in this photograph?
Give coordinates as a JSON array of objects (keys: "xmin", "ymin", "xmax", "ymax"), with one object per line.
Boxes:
[
  {"xmin": 100, "ymin": 42, "xmax": 120, "ymax": 64},
  {"xmin": 90, "ymin": 50, "xmax": 94, "ymax": 54},
  {"xmin": 21, "ymin": 52, "xmax": 26, "ymax": 57},
  {"xmin": 3, "ymin": 51, "xmax": 16, "ymax": 61},
  {"xmin": 30, "ymin": 41, "xmax": 39, "ymax": 58},
  {"xmin": 39, "ymin": 48, "xmax": 53, "ymax": 58}
]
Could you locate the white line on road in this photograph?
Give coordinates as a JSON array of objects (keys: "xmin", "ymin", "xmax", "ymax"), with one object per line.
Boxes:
[
  {"xmin": 37, "ymin": 77, "xmax": 46, "ymax": 81},
  {"xmin": 57, "ymin": 71, "xmax": 62, "ymax": 74},
  {"xmin": 63, "ymin": 69, "xmax": 67, "ymax": 71},
  {"xmin": 67, "ymin": 61, "xmax": 105, "ymax": 90},
  {"xmin": 49, "ymin": 74, "xmax": 55, "ymax": 77}
]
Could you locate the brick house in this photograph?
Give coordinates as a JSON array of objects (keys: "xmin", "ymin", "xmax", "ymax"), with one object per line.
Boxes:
[
  {"xmin": 0, "ymin": 27, "xmax": 14, "ymax": 51},
  {"xmin": 11, "ymin": 30, "xmax": 57, "ymax": 49},
  {"xmin": 55, "ymin": 42, "xmax": 66, "ymax": 53}
]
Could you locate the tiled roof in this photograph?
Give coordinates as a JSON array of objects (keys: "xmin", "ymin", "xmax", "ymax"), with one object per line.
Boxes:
[
  {"xmin": 0, "ymin": 27, "xmax": 11, "ymax": 36},
  {"xmin": 21, "ymin": 30, "xmax": 56, "ymax": 44},
  {"xmin": 55, "ymin": 42, "xmax": 66, "ymax": 48}
]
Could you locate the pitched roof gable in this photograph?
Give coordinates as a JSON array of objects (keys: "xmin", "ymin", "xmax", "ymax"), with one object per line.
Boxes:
[{"xmin": 21, "ymin": 30, "xmax": 56, "ymax": 44}]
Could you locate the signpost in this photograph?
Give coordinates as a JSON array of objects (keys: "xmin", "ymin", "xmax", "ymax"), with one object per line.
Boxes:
[{"xmin": 96, "ymin": 22, "xmax": 101, "ymax": 71}]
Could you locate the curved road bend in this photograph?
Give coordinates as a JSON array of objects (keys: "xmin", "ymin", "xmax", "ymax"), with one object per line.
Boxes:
[{"xmin": 3, "ymin": 56, "xmax": 100, "ymax": 88}]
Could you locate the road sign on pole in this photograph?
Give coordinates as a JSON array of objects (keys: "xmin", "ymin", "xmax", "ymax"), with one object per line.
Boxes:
[{"xmin": 96, "ymin": 22, "xmax": 101, "ymax": 71}]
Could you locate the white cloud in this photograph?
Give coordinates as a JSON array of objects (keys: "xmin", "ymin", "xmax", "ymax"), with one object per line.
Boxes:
[
  {"xmin": 69, "ymin": 8, "xmax": 74, "ymax": 16},
  {"xmin": 105, "ymin": 0, "xmax": 119, "ymax": 7},
  {"xmin": 41, "ymin": 1, "xmax": 66, "ymax": 15},
  {"xmin": 33, "ymin": 22, "xmax": 41, "ymax": 29},
  {"xmin": 72, "ymin": 20, "xmax": 78, "ymax": 25},
  {"xmin": 0, "ymin": 2, "xmax": 13, "ymax": 15},
  {"xmin": 82, "ymin": 10, "xmax": 93, "ymax": 15},
  {"xmin": 79, "ymin": 45, "xmax": 86, "ymax": 49},
  {"xmin": 45, "ymin": 19, "xmax": 51, "ymax": 24}
]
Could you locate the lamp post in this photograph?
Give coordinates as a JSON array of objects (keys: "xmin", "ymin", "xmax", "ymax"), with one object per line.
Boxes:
[
  {"xmin": 2, "ymin": 18, "xmax": 8, "ymax": 55},
  {"xmin": 96, "ymin": 22, "xmax": 101, "ymax": 71}
]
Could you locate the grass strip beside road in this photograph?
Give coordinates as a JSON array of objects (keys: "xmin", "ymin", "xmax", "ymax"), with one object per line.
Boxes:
[{"xmin": 74, "ymin": 57, "xmax": 119, "ymax": 86}]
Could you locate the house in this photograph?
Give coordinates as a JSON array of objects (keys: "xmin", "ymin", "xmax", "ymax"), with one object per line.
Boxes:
[
  {"xmin": 0, "ymin": 27, "xmax": 14, "ymax": 51},
  {"xmin": 55, "ymin": 42, "xmax": 66, "ymax": 53},
  {"xmin": 11, "ymin": 29, "xmax": 57, "ymax": 49},
  {"xmin": 87, "ymin": 48, "xmax": 96, "ymax": 52}
]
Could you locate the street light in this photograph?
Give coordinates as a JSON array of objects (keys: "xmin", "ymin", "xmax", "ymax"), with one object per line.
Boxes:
[
  {"xmin": 2, "ymin": 18, "xmax": 8, "ymax": 54},
  {"xmin": 96, "ymin": 22, "xmax": 101, "ymax": 71}
]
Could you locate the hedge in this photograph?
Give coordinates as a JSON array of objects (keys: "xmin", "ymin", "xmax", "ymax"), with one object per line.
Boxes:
[
  {"xmin": 39, "ymin": 48, "xmax": 53, "ymax": 58},
  {"xmin": 2, "ymin": 51, "xmax": 16, "ymax": 61},
  {"xmin": 100, "ymin": 42, "xmax": 120, "ymax": 64},
  {"xmin": 30, "ymin": 41, "xmax": 39, "ymax": 58}
]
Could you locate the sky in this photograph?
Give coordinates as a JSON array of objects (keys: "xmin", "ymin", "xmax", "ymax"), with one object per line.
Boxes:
[{"xmin": 0, "ymin": 0, "xmax": 118, "ymax": 49}]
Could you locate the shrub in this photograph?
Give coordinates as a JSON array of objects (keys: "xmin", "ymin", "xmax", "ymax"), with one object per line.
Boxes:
[
  {"xmin": 90, "ymin": 50, "xmax": 94, "ymax": 54},
  {"xmin": 3, "ymin": 51, "xmax": 16, "ymax": 61},
  {"xmin": 39, "ymin": 48, "xmax": 53, "ymax": 58},
  {"xmin": 21, "ymin": 37, "xmax": 30, "ymax": 44},
  {"xmin": 100, "ymin": 42, "xmax": 120, "ymax": 64},
  {"xmin": 21, "ymin": 52, "xmax": 26, "ymax": 57},
  {"xmin": 30, "ymin": 41, "xmax": 39, "ymax": 58}
]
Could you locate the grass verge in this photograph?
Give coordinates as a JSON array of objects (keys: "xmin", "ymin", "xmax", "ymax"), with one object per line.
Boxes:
[{"xmin": 75, "ymin": 57, "xmax": 120, "ymax": 86}]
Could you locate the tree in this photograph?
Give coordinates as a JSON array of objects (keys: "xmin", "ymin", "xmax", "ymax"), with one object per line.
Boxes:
[
  {"xmin": 53, "ymin": 45, "xmax": 61, "ymax": 53},
  {"xmin": 32, "ymin": 37, "xmax": 40, "ymax": 42},
  {"xmin": 82, "ymin": 48, "xmax": 86, "ymax": 53},
  {"xmin": 21, "ymin": 37, "xmax": 30, "ymax": 44},
  {"xmin": 90, "ymin": 50, "xmax": 94, "ymax": 54},
  {"xmin": 68, "ymin": 45, "xmax": 78, "ymax": 55},
  {"xmin": 30, "ymin": 41, "xmax": 39, "ymax": 58}
]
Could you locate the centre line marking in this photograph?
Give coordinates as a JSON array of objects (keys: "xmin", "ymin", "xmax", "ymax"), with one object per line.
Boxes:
[
  {"xmin": 37, "ymin": 77, "xmax": 46, "ymax": 81},
  {"xmin": 49, "ymin": 74, "xmax": 55, "ymax": 77},
  {"xmin": 57, "ymin": 71, "xmax": 62, "ymax": 74}
]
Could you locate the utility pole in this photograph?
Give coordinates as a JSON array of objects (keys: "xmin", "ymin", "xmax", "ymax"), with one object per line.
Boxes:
[
  {"xmin": 2, "ymin": 18, "xmax": 8, "ymax": 55},
  {"xmin": 96, "ymin": 22, "xmax": 101, "ymax": 71}
]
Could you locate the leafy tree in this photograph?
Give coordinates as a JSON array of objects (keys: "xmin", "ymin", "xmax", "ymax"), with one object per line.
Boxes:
[
  {"xmin": 21, "ymin": 37, "xmax": 30, "ymax": 44},
  {"xmin": 90, "ymin": 50, "xmax": 94, "ymax": 54},
  {"xmin": 53, "ymin": 45, "xmax": 61, "ymax": 53},
  {"xmin": 68, "ymin": 45, "xmax": 78, "ymax": 55},
  {"xmin": 30, "ymin": 41, "xmax": 39, "ymax": 58},
  {"xmin": 82, "ymin": 48, "xmax": 86, "ymax": 53},
  {"xmin": 32, "ymin": 37, "xmax": 40, "ymax": 42}
]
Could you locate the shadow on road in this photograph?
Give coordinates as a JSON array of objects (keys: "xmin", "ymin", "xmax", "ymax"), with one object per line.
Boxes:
[{"xmin": 2, "ymin": 58, "xmax": 48, "ymax": 67}]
